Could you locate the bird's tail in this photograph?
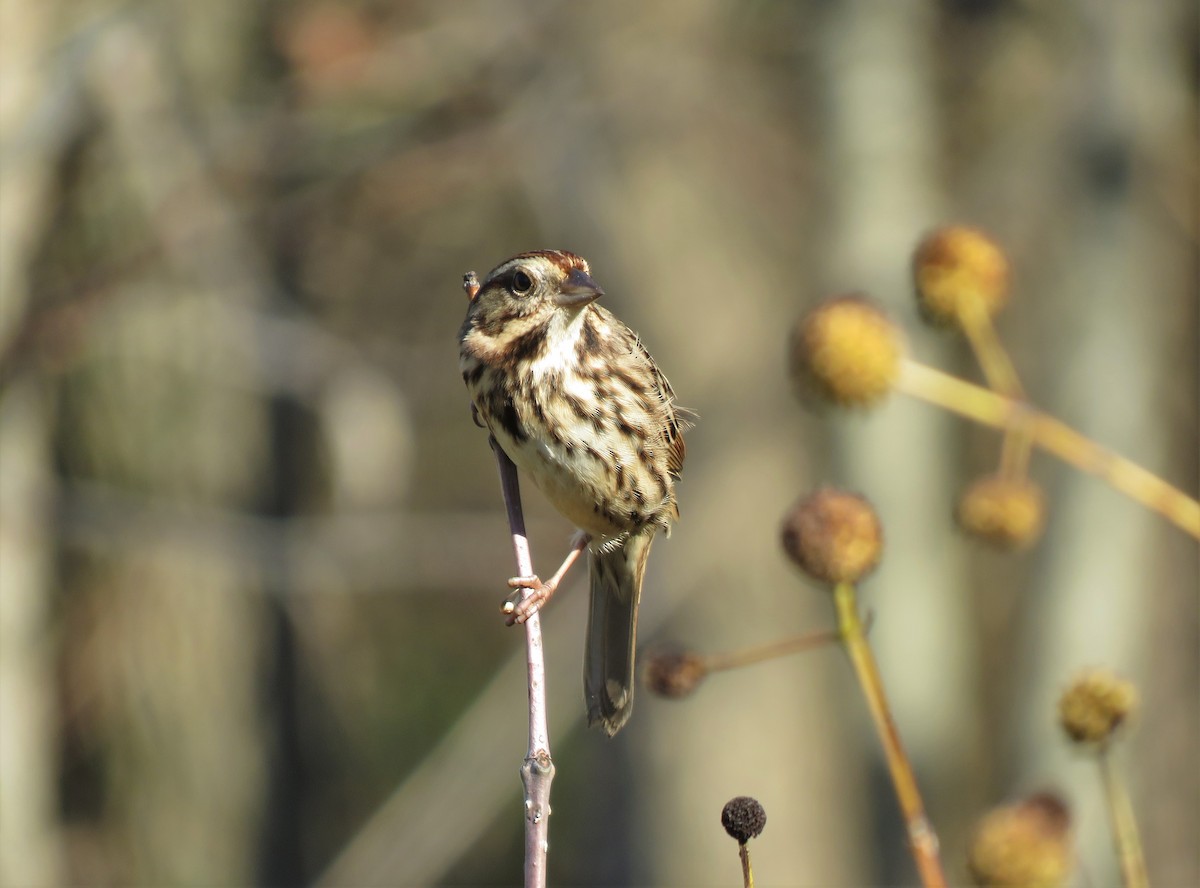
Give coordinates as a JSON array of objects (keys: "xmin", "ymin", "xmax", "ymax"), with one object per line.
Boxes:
[{"xmin": 584, "ymin": 532, "xmax": 653, "ymax": 736}]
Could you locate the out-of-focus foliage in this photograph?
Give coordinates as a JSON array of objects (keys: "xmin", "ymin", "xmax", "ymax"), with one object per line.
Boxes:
[{"xmin": 0, "ymin": 2, "xmax": 1195, "ymax": 886}]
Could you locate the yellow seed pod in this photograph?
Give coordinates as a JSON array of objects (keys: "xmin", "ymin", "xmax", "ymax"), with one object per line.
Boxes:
[
  {"xmin": 1059, "ymin": 668, "xmax": 1137, "ymax": 745},
  {"xmin": 957, "ymin": 475, "xmax": 1046, "ymax": 548},
  {"xmin": 790, "ymin": 294, "xmax": 903, "ymax": 407},
  {"xmin": 781, "ymin": 488, "xmax": 883, "ymax": 584},
  {"xmin": 913, "ymin": 226, "xmax": 1010, "ymax": 328},
  {"xmin": 643, "ymin": 650, "xmax": 708, "ymax": 699},
  {"xmin": 968, "ymin": 793, "xmax": 1072, "ymax": 888}
]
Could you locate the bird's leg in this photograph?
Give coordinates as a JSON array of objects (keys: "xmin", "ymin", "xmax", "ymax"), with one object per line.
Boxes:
[{"xmin": 505, "ymin": 531, "xmax": 591, "ymax": 625}]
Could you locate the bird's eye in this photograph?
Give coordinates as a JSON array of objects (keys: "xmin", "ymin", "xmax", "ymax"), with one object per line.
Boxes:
[{"xmin": 511, "ymin": 270, "xmax": 534, "ymax": 295}]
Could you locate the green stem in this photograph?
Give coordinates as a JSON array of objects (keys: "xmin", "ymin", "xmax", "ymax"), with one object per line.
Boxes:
[
  {"xmin": 704, "ymin": 627, "xmax": 844, "ymax": 673},
  {"xmin": 897, "ymin": 359, "xmax": 1200, "ymax": 539},
  {"xmin": 833, "ymin": 582, "xmax": 946, "ymax": 888},
  {"xmin": 958, "ymin": 296, "xmax": 1025, "ymax": 399},
  {"xmin": 1099, "ymin": 744, "xmax": 1149, "ymax": 888}
]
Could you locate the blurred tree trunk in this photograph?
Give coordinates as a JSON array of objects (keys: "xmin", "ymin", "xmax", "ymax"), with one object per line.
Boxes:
[
  {"xmin": 42, "ymin": 9, "xmax": 282, "ymax": 883},
  {"xmin": 1, "ymin": 1, "xmax": 75, "ymax": 883},
  {"xmin": 815, "ymin": 1, "xmax": 985, "ymax": 881},
  {"xmin": 0, "ymin": 0, "xmax": 68, "ymax": 354},
  {"xmin": 1008, "ymin": 4, "xmax": 1198, "ymax": 887},
  {"xmin": 0, "ymin": 379, "xmax": 63, "ymax": 887}
]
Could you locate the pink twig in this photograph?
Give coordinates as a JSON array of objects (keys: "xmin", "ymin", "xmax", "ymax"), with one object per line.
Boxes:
[{"xmin": 490, "ymin": 438, "xmax": 554, "ymax": 888}]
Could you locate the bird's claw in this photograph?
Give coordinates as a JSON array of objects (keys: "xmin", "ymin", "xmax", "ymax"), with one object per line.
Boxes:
[{"xmin": 503, "ymin": 575, "xmax": 554, "ymax": 625}]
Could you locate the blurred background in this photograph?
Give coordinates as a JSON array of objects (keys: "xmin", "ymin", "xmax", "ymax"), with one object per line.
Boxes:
[{"xmin": 1, "ymin": 1, "xmax": 1196, "ymax": 885}]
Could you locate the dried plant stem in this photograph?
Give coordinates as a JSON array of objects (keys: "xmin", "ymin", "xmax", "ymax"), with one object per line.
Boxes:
[
  {"xmin": 998, "ymin": 418, "xmax": 1035, "ymax": 479},
  {"xmin": 897, "ymin": 359, "xmax": 1200, "ymax": 539},
  {"xmin": 738, "ymin": 844, "xmax": 754, "ymax": 888},
  {"xmin": 490, "ymin": 439, "xmax": 554, "ymax": 888},
  {"xmin": 1099, "ymin": 744, "xmax": 1149, "ymax": 888},
  {"xmin": 957, "ymin": 302, "xmax": 1036, "ymax": 481},
  {"xmin": 833, "ymin": 582, "xmax": 947, "ymax": 888},
  {"xmin": 958, "ymin": 299, "xmax": 1024, "ymax": 399},
  {"xmin": 703, "ymin": 626, "xmax": 846, "ymax": 673}
]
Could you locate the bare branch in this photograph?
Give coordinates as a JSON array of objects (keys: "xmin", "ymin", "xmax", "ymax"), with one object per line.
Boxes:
[{"xmin": 489, "ymin": 438, "xmax": 554, "ymax": 888}]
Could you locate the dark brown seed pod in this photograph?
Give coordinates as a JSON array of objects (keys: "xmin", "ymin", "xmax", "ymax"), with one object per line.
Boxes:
[{"xmin": 721, "ymin": 796, "xmax": 767, "ymax": 845}]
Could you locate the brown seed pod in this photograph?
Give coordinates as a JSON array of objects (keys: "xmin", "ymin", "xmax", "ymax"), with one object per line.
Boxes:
[
  {"xmin": 781, "ymin": 488, "xmax": 883, "ymax": 584},
  {"xmin": 721, "ymin": 796, "xmax": 767, "ymax": 845},
  {"xmin": 643, "ymin": 650, "xmax": 708, "ymax": 700}
]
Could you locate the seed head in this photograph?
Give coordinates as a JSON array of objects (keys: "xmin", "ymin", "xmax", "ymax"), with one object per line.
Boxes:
[
  {"xmin": 790, "ymin": 294, "xmax": 903, "ymax": 407},
  {"xmin": 913, "ymin": 226, "xmax": 1009, "ymax": 328},
  {"xmin": 1059, "ymin": 668, "xmax": 1137, "ymax": 745},
  {"xmin": 967, "ymin": 792, "xmax": 1072, "ymax": 888},
  {"xmin": 643, "ymin": 650, "xmax": 708, "ymax": 699},
  {"xmin": 957, "ymin": 475, "xmax": 1046, "ymax": 548},
  {"xmin": 781, "ymin": 488, "xmax": 883, "ymax": 584},
  {"xmin": 721, "ymin": 796, "xmax": 767, "ymax": 845}
]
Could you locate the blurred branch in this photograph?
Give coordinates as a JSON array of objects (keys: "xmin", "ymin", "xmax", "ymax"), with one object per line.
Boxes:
[
  {"xmin": 56, "ymin": 480, "xmax": 552, "ymax": 596},
  {"xmin": 0, "ymin": 0, "xmax": 94, "ymax": 359},
  {"xmin": 897, "ymin": 359, "xmax": 1200, "ymax": 539},
  {"xmin": 0, "ymin": 377, "xmax": 64, "ymax": 888},
  {"xmin": 0, "ymin": 245, "xmax": 160, "ymax": 385},
  {"xmin": 316, "ymin": 588, "xmax": 587, "ymax": 888},
  {"xmin": 1099, "ymin": 744, "xmax": 1149, "ymax": 888},
  {"xmin": 84, "ymin": 20, "xmax": 256, "ymax": 290}
]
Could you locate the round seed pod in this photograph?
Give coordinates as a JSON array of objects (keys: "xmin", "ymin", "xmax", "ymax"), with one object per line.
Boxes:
[
  {"xmin": 790, "ymin": 294, "xmax": 903, "ymax": 407},
  {"xmin": 957, "ymin": 475, "xmax": 1046, "ymax": 549},
  {"xmin": 1059, "ymin": 668, "xmax": 1137, "ymax": 745},
  {"xmin": 967, "ymin": 793, "xmax": 1072, "ymax": 888},
  {"xmin": 721, "ymin": 796, "xmax": 767, "ymax": 845},
  {"xmin": 913, "ymin": 225, "xmax": 1010, "ymax": 329},
  {"xmin": 782, "ymin": 488, "xmax": 883, "ymax": 584},
  {"xmin": 643, "ymin": 650, "xmax": 708, "ymax": 700}
]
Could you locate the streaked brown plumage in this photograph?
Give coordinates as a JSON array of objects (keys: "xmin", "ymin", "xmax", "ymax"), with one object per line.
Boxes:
[{"xmin": 459, "ymin": 250, "xmax": 688, "ymax": 735}]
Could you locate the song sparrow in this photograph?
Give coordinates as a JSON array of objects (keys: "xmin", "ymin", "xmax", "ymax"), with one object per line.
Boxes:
[{"xmin": 459, "ymin": 250, "xmax": 688, "ymax": 735}]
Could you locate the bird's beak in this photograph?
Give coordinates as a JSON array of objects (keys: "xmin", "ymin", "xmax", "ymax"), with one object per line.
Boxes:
[{"xmin": 555, "ymin": 268, "xmax": 603, "ymax": 308}]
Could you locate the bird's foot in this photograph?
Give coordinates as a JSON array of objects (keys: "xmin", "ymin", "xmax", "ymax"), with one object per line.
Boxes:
[{"xmin": 503, "ymin": 575, "xmax": 557, "ymax": 626}]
